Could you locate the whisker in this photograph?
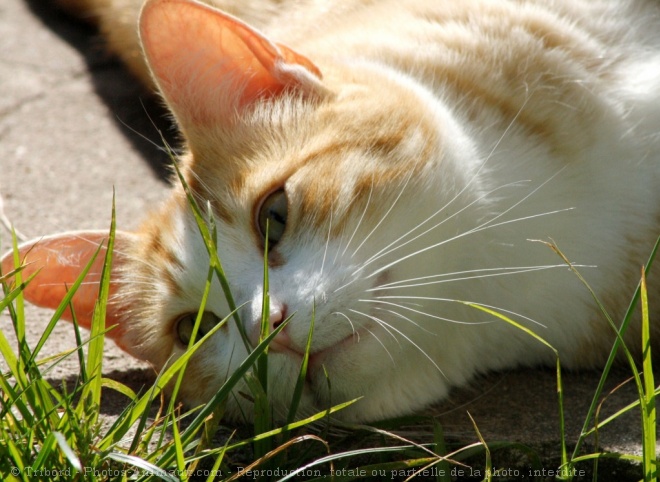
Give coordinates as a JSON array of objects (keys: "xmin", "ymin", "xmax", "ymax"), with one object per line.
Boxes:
[
  {"xmin": 350, "ymin": 308, "xmax": 446, "ymax": 378},
  {"xmin": 333, "ymin": 276, "xmax": 361, "ymax": 294},
  {"xmin": 373, "ymin": 295, "xmax": 546, "ymax": 328},
  {"xmin": 319, "ymin": 203, "xmax": 333, "ymax": 277},
  {"xmin": 340, "ymin": 174, "xmax": 374, "ymax": 258},
  {"xmin": 357, "ymin": 180, "xmax": 529, "ymax": 272},
  {"xmin": 116, "ymin": 105, "xmax": 174, "ymax": 155},
  {"xmin": 186, "ymin": 169, "xmax": 216, "ymax": 206},
  {"xmin": 350, "ymin": 309, "xmax": 401, "ymax": 346},
  {"xmin": 334, "ymin": 311, "xmax": 395, "ymax": 362},
  {"xmin": 372, "ymin": 307, "xmax": 436, "ymax": 336},
  {"xmin": 361, "ymin": 325, "xmax": 395, "ymax": 364},
  {"xmin": 0, "ymin": 190, "xmax": 26, "ymax": 241},
  {"xmin": 331, "ymin": 311, "xmax": 359, "ymax": 340},
  {"xmin": 483, "ymin": 90, "xmax": 531, "ymax": 163},
  {"xmin": 351, "ymin": 167, "xmax": 415, "ymax": 258},
  {"xmin": 365, "ymin": 206, "xmax": 574, "ymax": 280},
  {"xmin": 361, "ymin": 298, "xmax": 494, "ymax": 326},
  {"xmin": 477, "ymin": 165, "xmax": 568, "ymax": 231},
  {"xmin": 368, "ymin": 264, "xmax": 593, "ymax": 291},
  {"xmin": 112, "ymin": 280, "xmax": 164, "ymax": 287}
]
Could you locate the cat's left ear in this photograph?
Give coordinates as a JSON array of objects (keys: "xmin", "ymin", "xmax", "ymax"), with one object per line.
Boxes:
[
  {"xmin": 139, "ymin": 0, "xmax": 328, "ymax": 127},
  {"xmin": 0, "ymin": 231, "xmax": 138, "ymax": 350}
]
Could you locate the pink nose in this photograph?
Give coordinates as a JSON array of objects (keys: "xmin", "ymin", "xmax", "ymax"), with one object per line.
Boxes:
[
  {"xmin": 268, "ymin": 304, "xmax": 290, "ymax": 351},
  {"xmin": 269, "ymin": 305, "xmax": 285, "ymax": 329},
  {"xmin": 251, "ymin": 304, "xmax": 290, "ymax": 351}
]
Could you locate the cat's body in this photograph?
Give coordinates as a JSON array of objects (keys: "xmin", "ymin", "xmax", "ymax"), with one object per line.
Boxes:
[{"xmin": 2, "ymin": 0, "xmax": 660, "ymax": 422}]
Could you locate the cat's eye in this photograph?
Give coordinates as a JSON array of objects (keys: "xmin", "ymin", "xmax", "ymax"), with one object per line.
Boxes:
[
  {"xmin": 176, "ymin": 311, "xmax": 221, "ymax": 345},
  {"xmin": 257, "ymin": 189, "xmax": 288, "ymax": 247}
]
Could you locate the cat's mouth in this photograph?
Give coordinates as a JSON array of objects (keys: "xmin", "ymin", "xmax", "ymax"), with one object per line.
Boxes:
[{"xmin": 268, "ymin": 326, "xmax": 370, "ymax": 381}]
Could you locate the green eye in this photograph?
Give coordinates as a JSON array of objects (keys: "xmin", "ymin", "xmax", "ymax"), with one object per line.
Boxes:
[
  {"xmin": 176, "ymin": 311, "xmax": 221, "ymax": 345},
  {"xmin": 257, "ymin": 189, "xmax": 288, "ymax": 246}
]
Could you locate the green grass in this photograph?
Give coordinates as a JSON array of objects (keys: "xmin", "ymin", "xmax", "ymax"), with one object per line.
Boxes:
[{"xmin": 0, "ymin": 183, "xmax": 658, "ymax": 481}]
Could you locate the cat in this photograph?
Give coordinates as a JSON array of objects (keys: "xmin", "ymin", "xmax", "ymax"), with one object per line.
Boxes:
[{"xmin": 2, "ymin": 0, "xmax": 660, "ymax": 423}]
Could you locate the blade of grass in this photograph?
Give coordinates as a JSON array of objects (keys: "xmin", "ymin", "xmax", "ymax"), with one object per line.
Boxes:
[
  {"xmin": 9, "ymin": 230, "xmax": 25, "ymax": 344},
  {"xmin": 106, "ymin": 452, "xmax": 179, "ymax": 482},
  {"xmin": 162, "ymin": 263, "xmax": 215, "ymax": 462},
  {"xmin": 287, "ymin": 303, "xmax": 315, "ymax": 424},
  {"xmin": 640, "ymin": 267, "xmax": 656, "ymax": 482},
  {"xmin": 169, "ymin": 155, "xmax": 250, "ymax": 353},
  {"xmin": 224, "ymin": 434, "xmax": 329, "ymax": 482},
  {"xmin": 433, "ymin": 419, "xmax": 451, "ymax": 482},
  {"xmin": 126, "ymin": 372, "xmax": 167, "ymax": 456},
  {"xmin": 154, "ymin": 318, "xmax": 290, "ymax": 466},
  {"xmin": 26, "ymin": 242, "xmax": 104, "ymax": 365},
  {"xmin": 0, "ymin": 271, "xmax": 37, "ymax": 313},
  {"xmin": 31, "ymin": 431, "xmax": 58, "ymax": 470},
  {"xmin": 279, "ymin": 440, "xmax": 482, "ymax": 482},
  {"xmin": 254, "ymin": 223, "xmax": 272, "ymax": 459},
  {"xmin": 53, "ymin": 431, "xmax": 82, "ymax": 473},
  {"xmin": 467, "ymin": 412, "xmax": 492, "ymax": 482},
  {"xmin": 462, "ymin": 300, "xmax": 569, "ymax": 477},
  {"xmin": 204, "ymin": 436, "xmax": 231, "ymax": 482},
  {"xmin": 98, "ymin": 306, "xmax": 239, "ymax": 451},
  {"xmin": 77, "ymin": 194, "xmax": 117, "ymax": 427},
  {"xmin": 70, "ymin": 307, "xmax": 87, "ymax": 384},
  {"xmin": 225, "ymin": 398, "xmax": 358, "ymax": 453},
  {"xmin": 246, "ymin": 371, "xmax": 271, "ymax": 460},
  {"xmin": 1, "ymin": 244, "xmax": 58, "ymax": 426},
  {"xmin": 567, "ymin": 235, "xmax": 659, "ymax": 461},
  {"xmin": 171, "ymin": 412, "xmax": 188, "ymax": 482}
]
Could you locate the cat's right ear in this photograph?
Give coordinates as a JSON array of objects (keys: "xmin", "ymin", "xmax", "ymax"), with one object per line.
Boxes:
[
  {"xmin": 0, "ymin": 231, "xmax": 137, "ymax": 344},
  {"xmin": 139, "ymin": 0, "xmax": 328, "ymax": 128}
]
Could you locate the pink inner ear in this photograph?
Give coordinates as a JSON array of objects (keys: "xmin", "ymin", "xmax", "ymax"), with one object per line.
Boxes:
[
  {"xmin": 0, "ymin": 231, "xmax": 131, "ymax": 341},
  {"xmin": 139, "ymin": 0, "xmax": 324, "ymax": 125}
]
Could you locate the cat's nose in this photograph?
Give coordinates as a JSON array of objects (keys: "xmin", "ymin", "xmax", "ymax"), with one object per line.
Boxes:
[
  {"xmin": 269, "ymin": 303, "xmax": 288, "ymax": 328},
  {"xmin": 268, "ymin": 304, "xmax": 290, "ymax": 349}
]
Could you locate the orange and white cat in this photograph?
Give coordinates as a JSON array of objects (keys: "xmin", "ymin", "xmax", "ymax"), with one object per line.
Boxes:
[{"xmin": 2, "ymin": 0, "xmax": 660, "ymax": 422}]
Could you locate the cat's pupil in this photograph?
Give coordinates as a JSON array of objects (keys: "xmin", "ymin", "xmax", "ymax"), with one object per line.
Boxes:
[
  {"xmin": 176, "ymin": 311, "xmax": 221, "ymax": 345},
  {"xmin": 257, "ymin": 189, "xmax": 288, "ymax": 247}
]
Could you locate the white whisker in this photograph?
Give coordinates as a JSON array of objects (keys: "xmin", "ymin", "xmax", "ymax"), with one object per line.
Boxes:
[
  {"xmin": 340, "ymin": 174, "xmax": 374, "ymax": 258},
  {"xmin": 351, "ymin": 167, "xmax": 415, "ymax": 258},
  {"xmin": 373, "ymin": 295, "xmax": 546, "ymax": 328},
  {"xmin": 361, "ymin": 325, "xmax": 395, "ymax": 364},
  {"xmin": 368, "ymin": 264, "xmax": 593, "ymax": 291},
  {"xmin": 350, "ymin": 308, "xmax": 446, "ymax": 378},
  {"xmin": 373, "ymin": 307, "xmax": 436, "ymax": 336},
  {"xmin": 335, "ymin": 311, "xmax": 394, "ymax": 362},
  {"xmin": 361, "ymin": 298, "xmax": 494, "ymax": 326},
  {"xmin": 351, "ymin": 309, "xmax": 401, "ymax": 346},
  {"xmin": 333, "ymin": 277, "xmax": 360, "ymax": 295},
  {"xmin": 477, "ymin": 166, "xmax": 568, "ymax": 231},
  {"xmin": 0, "ymin": 190, "xmax": 26, "ymax": 241},
  {"xmin": 319, "ymin": 205, "xmax": 333, "ymax": 276},
  {"xmin": 365, "ymin": 206, "xmax": 574, "ymax": 280},
  {"xmin": 331, "ymin": 311, "xmax": 359, "ymax": 340},
  {"xmin": 359, "ymin": 180, "xmax": 529, "ymax": 271}
]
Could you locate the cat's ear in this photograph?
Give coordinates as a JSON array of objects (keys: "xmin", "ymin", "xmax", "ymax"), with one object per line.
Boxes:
[
  {"xmin": 0, "ymin": 230, "xmax": 137, "ymax": 343},
  {"xmin": 139, "ymin": 0, "xmax": 327, "ymax": 127}
]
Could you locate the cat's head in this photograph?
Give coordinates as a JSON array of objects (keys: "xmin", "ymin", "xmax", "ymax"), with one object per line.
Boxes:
[{"xmin": 1, "ymin": 0, "xmax": 481, "ymax": 422}]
